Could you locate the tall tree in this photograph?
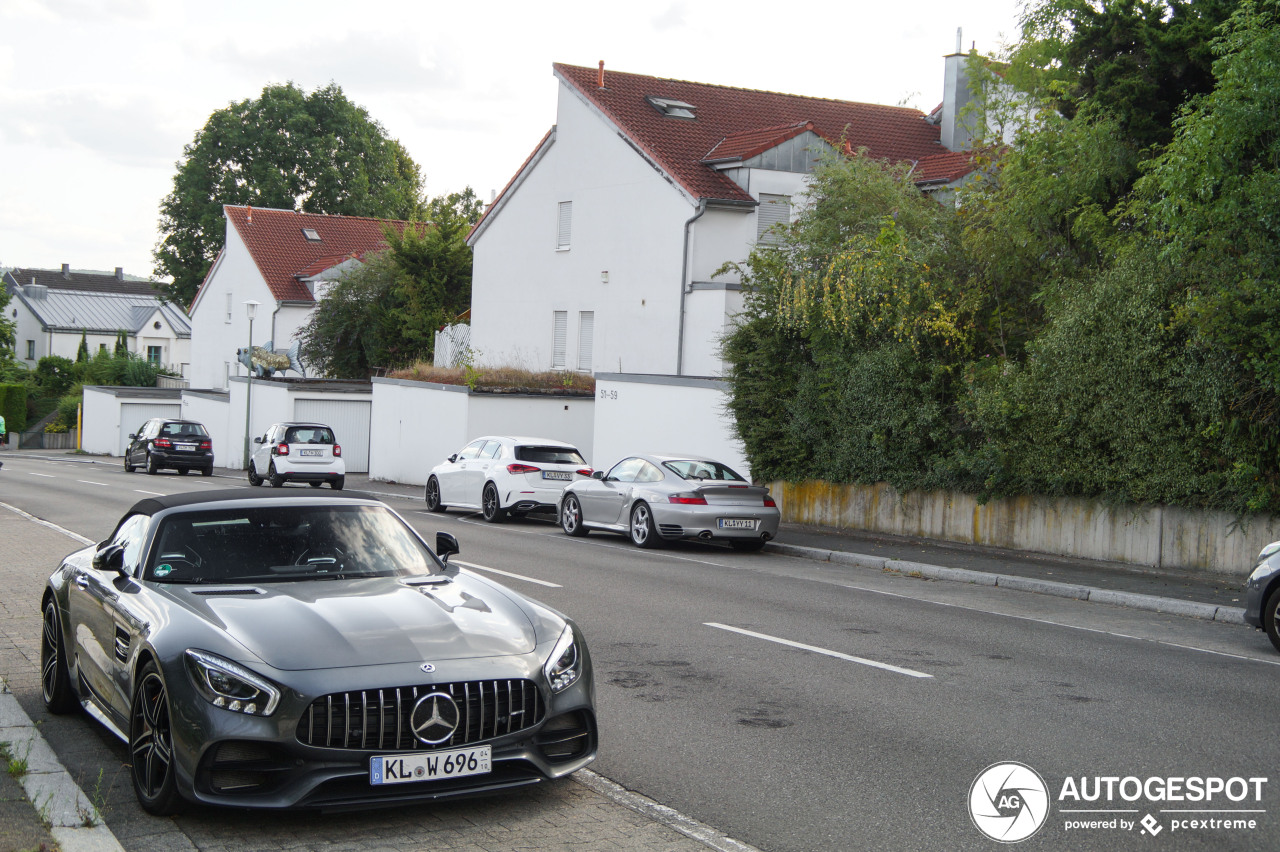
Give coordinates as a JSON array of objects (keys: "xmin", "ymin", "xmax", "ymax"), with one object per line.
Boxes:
[{"xmin": 154, "ymin": 82, "xmax": 426, "ymax": 306}]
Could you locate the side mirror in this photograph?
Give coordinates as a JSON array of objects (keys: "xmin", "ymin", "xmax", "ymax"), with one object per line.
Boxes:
[
  {"xmin": 253, "ymin": 436, "xmax": 263, "ymax": 444},
  {"xmin": 128, "ymin": 433, "xmax": 136, "ymax": 439},
  {"xmin": 591, "ymin": 470, "xmax": 605, "ymax": 480},
  {"xmin": 448, "ymin": 454, "xmax": 458, "ymax": 463},
  {"xmin": 92, "ymin": 544, "xmax": 126, "ymax": 576},
  {"xmin": 435, "ymin": 532, "xmax": 460, "ymax": 563}
]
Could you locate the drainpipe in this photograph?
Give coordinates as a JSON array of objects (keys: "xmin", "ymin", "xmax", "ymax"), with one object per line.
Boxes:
[{"xmin": 676, "ymin": 198, "xmax": 708, "ymax": 376}]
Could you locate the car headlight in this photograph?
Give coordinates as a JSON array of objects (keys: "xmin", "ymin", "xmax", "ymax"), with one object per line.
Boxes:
[
  {"xmin": 184, "ymin": 650, "xmax": 280, "ymax": 716},
  {"xmin": 544, "ymin": 625, "xmax": 582, "ymax": 693}
]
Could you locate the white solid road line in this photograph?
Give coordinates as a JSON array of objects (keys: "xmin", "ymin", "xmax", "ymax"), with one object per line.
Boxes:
[
  {"xmin": 705, "ymin": 622, "xmax": 933, "ymax": 679},
  {"xmin": 454, "ymin": 559, "xmax": 563, "ymax": 588},
  {"xmin": 27, "ymin": 472, "xmax": 53, "ymax": 477},
  {"xmin": 133, "ymin": 490, "xmax": 166, "ymax": 496},
  {"xmin": 76, "ymin": 480, "xmax": 107, "ymax": 486}
]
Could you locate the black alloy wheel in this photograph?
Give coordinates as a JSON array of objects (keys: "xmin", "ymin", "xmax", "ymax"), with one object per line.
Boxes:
[
  {"xmin": 130, "ymin": 662, "xmax": 181, "ymax": 814},
  {"xmin": 146, "ymin": 453, "xmax": 159, "ymax": 475},
  {"xmin": 123, "ymin": 453, "xmax": 135, "ymax": 473},
  {"xmin": 629, "ymin": 502, "xmax": 660, "ymax": 548},
  {"xmin": 268, "ymin": 463, "xmax": 285, "ymax": 488},
  {"xmin": 247, "ymin": 462, "xmax": 263, "ymax": 486},
  {"xmin": 200, "ymin": 466, "xmax": 213, "ymax": 477},
  {"xmin": 561, "ymin": 495, "xmax": 588, "ymax": 537},
  {"xmin": 1265, "ymin": 588, "xmax": 1280, "ymax": 653},
  {"xmin": 482, "ymin": 483, "xmax": 506, "ymax": 523},
  {"xmin": 425, "ymin": 477, "xmax": 447, "ymax": 512},
  {"xmin": 40, "ymin": 599, "xmax": 76, "ymax": 713},
  {"xmin": 332, "ymin": 476, "xmax": 344, "ymax": 490}
]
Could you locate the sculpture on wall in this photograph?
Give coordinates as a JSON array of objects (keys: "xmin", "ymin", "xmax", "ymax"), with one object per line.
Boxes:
[{"xmin": 236, "ymin": 340, "xmax": 306, "ymax": 378}]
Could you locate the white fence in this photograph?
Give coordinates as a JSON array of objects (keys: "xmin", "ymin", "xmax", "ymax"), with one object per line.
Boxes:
[{"xmin": 433, "ymin": 324, "xmax": 472, "ymax": 368}]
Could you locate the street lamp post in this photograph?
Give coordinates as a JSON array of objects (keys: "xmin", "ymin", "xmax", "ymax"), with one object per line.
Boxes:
[{"xmin": 242, "ymin": 300, "xmax": 260, "ymax": 469}]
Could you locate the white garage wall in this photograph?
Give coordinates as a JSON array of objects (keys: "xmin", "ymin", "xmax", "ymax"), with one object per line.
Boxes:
[
  {"xmin": 81, "ymin": 387, "xmax": 183, "ymax": 456},
  {"xmin": 467, "ymin": 394, "xmax": 595, "ymax": 465},
  {"xmin": 591, "ymin": 373, "xmax": 749, "ymax": 480},
  {"xmin": 369, "ymin": 379, "xmax": 470, "ymax": 486},
  {"xmin": 294, "ymin": 399, "xmax": 371, "ymax": 473},
  {"xmin": 181, "ymin": 392, "xmax": 231, "ymax": 468}
]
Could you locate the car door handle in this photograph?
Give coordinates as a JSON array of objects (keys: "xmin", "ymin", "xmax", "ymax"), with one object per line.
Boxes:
[{"xmin": 75, "ymin": 575, "xmax": 89, "ymax": 590}]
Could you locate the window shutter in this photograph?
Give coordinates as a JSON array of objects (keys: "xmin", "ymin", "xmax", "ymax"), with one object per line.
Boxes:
[
  {"xmin": 756, "ymin": 194, "xmax": 791, "ymax": 244},
  {"xmin": 577, "ymin": 311, "xmax": 594, "ymax": 372},
  {"xmin": 552, "ymin": 311, "xmax": 568, "ymax": 368},
  {"xmin": 557, "ymin": 201, "xmax": 572, "ymax": 248}
]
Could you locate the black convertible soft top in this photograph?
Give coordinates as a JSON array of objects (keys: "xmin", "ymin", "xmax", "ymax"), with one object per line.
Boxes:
[{"xmin": 126, "ymin": 488, "xmax": 376, "ymax": 517}]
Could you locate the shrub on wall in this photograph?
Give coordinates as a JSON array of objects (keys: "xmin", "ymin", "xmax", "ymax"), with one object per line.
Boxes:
[{"xmin": 0, "ymin": 384, "xmax": 29, "ymax": 433}]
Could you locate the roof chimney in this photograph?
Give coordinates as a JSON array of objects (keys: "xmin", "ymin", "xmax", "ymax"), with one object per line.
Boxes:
[
  {"xmin": 246, "ymin": 205, "xmax": 253, "ymax": 224},
  {"xmin": 115, "ymin": 267, "xmax": 124, "ymax": 281},
  {"xmin": 61, "ymin": 263, "xmax": 71, "ymax": 279},
  {"xmin": 597, "ymin": 61, "xmax": 605, "ymax": 89},
  {"xmin": 941, "ymin": 28, "xmax": 975, "ymax": 152}
]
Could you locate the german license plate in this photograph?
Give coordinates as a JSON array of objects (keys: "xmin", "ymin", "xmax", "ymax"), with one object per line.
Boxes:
[
  {"xmin": 542, "ymin": 471, "xmax": 572, "ymax": 481},
  {"xmin": 718, "ymin": 518, "xmax": 758, "ymax": 530},
  {"xmin": 175, "ymin": 443, "xmax": 195, "ymax": 451},
  {"xmin": 370, "ymin": 746, "xmax": 491, "ymax": 785},
  {"xmin": 300, "ymin": 449, "xmax": 321, "ymax": 456}
]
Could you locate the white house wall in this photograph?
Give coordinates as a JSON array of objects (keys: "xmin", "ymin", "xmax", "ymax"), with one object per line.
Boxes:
[
  {"xmin": 592, "ymin": 373, "xmax": 749, "ymax": 480},
  {"xmin": 470, "ymin": 84, "xmax": 693, "ymax": 376},
  {"xmin": 188, "ymin": 226, "xmax": 276, "ymax": 390},
  {"xmin": 466, "ymin": 394, "xmax": 595, "ymax": 466}
]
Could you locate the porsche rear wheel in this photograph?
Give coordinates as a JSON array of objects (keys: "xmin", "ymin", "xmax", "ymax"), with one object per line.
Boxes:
[
  {"xmin": 629, "ymin": 502, "xmax": 660, "ymax": 548},
  {"xmin": 130, "ymin": 662, "xmax": 181, "ymax": 815},
  {"xmin": 40, "ymin": 599, "xmax": 76, "ymax": 714}
]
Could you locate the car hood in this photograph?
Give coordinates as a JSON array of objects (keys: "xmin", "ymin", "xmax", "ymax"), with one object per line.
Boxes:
[{"xmin": 163, "ymin": 574, "xmax": 538, "ymax": 671}]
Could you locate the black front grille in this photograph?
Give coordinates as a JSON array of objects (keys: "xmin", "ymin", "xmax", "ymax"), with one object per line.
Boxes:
[{"xmin": 297, "ymin": 680, "xmax": 544, "ymax": 752}]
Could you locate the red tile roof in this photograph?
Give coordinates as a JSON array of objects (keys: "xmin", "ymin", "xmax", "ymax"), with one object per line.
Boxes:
[
  {"xmin": 703, "ymin": 121, "xmax": 816, "ymax": 162},
  {"xmin": 553, "ymin": 63, "xmax": 955, "ymax": 204},
  {"xmin": 912, "ymin": 150, "xmax": 980, "ymax": 184},
  {"xmin": 223, "ymin": 206, "xmax": 412, "ymax": 303}
]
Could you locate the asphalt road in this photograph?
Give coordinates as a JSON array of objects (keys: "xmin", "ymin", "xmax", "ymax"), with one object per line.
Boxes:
[{"xmin": 2, "ymin": 454, "xmax": 1278, "ymax": 852}]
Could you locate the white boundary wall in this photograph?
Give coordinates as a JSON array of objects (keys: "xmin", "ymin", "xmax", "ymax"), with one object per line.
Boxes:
[
  {"xmin": 591, "ymin": 373, "xmax": 748, "ymax": 479},
  {"xmin": 368, "ymin": 378, "xmax": 595, "ymax": 486}
]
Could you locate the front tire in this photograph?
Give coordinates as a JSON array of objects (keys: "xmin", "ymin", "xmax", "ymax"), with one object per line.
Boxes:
[
  {"xmin": 123, "ymin": 454, "xmax": 135, "ymax": 473},
  {"xmin": 1264, "ymin": 588, "xmax": 1280, "ymax": 653},
  {"xmin": 40, "ymin": 599, "xmax": 76, "ymax": 714},
  {"xmin": 309, "ymin": 481, "xmax": 323, "ymax": 488},
  {"xmin": 268, "ymin": 463, "xmax": 285, "ymax": 488},
  {"xmin": 130, "ymin": 662, "xmax": 182, "ymax": 815},
  {"xmin": 482, "ymin": 483, "xmax": 506, "ymax": 523},
  {"xmin": 425, "ymin": 477, "xmax": 447, "ymax": 512},
  {"xmin": 177, "ymin": 468, "xmax": 188, "ymax": 476},
  {"xmin": 561, "ymin": 495, "xmax": 588, "ymax": 537},
  {"xmin": 247, "ymin": 462, "xmax": 263, "ymax": 486},
  {"xmin": 629, "ymin": 502, "xmax": 660, "ymax": 548}
]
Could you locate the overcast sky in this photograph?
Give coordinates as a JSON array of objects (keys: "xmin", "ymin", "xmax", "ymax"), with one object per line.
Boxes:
[{"xmin": 0, "ymin": 0, "xmax": 1025, "ymax": 281}]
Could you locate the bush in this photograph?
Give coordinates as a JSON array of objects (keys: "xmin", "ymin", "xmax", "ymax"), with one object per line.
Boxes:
[{"xmin": 0, "ymin": 384, "xmax": 28, "ymax": 433}]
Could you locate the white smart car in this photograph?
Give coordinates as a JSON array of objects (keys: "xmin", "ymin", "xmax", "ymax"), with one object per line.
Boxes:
[
  {"xmin": 425, "ymin": 436, "xmax": 592, "ymax": 521},
  {"xmin": 248, "ymin": 422, "xmax": 345, "ymax": 489}
]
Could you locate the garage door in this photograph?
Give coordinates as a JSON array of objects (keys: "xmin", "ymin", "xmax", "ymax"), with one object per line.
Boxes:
[
  {"xmin": 118, "ymin": 403, "xmax": 181, "ymax": 456},
  {"xmin": 293, "ymin": 399, "xmax": 371, "ymax": 473}
]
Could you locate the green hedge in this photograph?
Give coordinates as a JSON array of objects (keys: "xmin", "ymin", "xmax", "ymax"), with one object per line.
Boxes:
[{"xmin": 0, "ymin": 384, "xmax": 28, "ymax": 434}]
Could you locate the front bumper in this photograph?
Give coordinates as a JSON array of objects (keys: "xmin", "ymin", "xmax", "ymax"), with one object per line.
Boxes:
[{"xmin": 162, "ymin": 651, "xmax": 596, "ymax": 810}]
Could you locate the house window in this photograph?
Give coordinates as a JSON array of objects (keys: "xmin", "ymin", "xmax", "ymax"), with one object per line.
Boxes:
[
  {"xmin": 302, "ymin": 228, "xmax": 322, "ymax": 242},
  {"xmin": 557, "ymin": 201, "xmax": 572, "ymax": 249},
  {"xmin": 225, "ymin": 292, "xmax": 232, "ymax": 323},
  {"xmin": 577, "ymin": 311, "xmax": 594, "ymax": 372},
  {"xmin": 98, "ymin": 343, "xmax": 107, "ymax": 352},
  {"xmin": 147, "ymin": 345, "xmax": 163, "ymax": 365},
  {"xmin": 552, "ymin": 311, "xmax": 568, "ymax": 369},
  {"xmin": 756, "ymin": 193, "xmax": 791, "ymax": 245},
  {"xmin": 25, "ymin": 340, "xmax": 34, "ymax": 360}
]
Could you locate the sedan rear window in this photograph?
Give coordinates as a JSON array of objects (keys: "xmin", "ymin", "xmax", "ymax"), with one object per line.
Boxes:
[
  {"xmin": 516, "ymin": 445, "xmax": 585, "ymax": 465},
  {"xmin": 147, "ymin": 505, "xmax": 440, "ymax": 584},
  {"xmin": 285, "ymin": 427, "xmax": 335, "ymax": 444},
  {"xmin": 161, "ymin": 422, "xmax": 209, "ymax": 438},
  {"xmin": 663, "ymin": 460, "xmax": 746, "ymax": 482}
]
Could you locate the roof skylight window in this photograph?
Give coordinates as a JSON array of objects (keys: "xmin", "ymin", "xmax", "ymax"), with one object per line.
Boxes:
[
  {"xmin": 645, "ymin": 96, "xmax": 697, "ymax": 119},
  {"xmin": 302, "ymin": 228, "xmax": 322, "ymax": 242}
]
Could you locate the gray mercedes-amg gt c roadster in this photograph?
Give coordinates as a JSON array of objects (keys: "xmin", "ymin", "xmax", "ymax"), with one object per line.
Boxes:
[{"xmin": 40, "ymin": 489, "xmax": 596, "ymax": 813}]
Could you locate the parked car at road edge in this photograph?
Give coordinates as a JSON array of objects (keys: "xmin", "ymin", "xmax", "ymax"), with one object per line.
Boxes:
[
  {"xmin": 426, "ymin": 436, "xmax": 592, "ymax": 522},
  {"xmin": 124, "ymin": 419, "xmax": 214, "ymax": 476},
  {"xmin": 1245, "ymin": 540, "xmax": 1280, "ymax": 652},
  {"xmin": 248, "ymin": 422, "xmax": 345, "ymax": 489}
]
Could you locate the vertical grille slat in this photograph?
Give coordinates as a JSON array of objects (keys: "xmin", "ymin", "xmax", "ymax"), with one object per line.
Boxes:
[{"xmin": 297, "ymin": 679, "xmax": 544, "ymax": 752}]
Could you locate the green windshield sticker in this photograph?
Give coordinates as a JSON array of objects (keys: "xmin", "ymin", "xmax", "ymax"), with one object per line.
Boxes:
[{"xmin": 155, "ymin": 564, "xmax": 173, "ymax": 577}]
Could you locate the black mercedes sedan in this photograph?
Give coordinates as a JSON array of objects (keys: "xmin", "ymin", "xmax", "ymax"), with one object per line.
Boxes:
[
  {"xmin": 40, "ymin": 490, "xmax": 596, "ymax": 813},
  {"xmin": 1245, "ymin": 540, "xmax": 1280, "ymax": 653}
]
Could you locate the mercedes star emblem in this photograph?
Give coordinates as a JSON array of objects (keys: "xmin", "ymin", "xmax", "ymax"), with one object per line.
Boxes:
[{"xmin": 410, "ymin": 692, "xmax": 460, "ymax": 745}]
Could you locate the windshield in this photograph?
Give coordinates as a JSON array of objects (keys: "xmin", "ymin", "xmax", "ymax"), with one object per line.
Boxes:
[
  {"xmin": 663, "ymin": 460, "xmax": 746, "ymax": 482},
  {"xmin": 516, "ymin": 445, "xmax": 586, "ymax": 465},
  {"xmin": 146, "ymin": 505, "xmax": 440, "ymax": 584}
]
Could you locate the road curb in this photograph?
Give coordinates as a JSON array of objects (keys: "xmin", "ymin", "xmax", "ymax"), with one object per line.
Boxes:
[
  {"xmin": 767, "ymin": 542, "xmax": 1249, "ymax": 624},
  {"xmin": 0, "ymin": 683, "xmax": 125, "ymax": 852}
]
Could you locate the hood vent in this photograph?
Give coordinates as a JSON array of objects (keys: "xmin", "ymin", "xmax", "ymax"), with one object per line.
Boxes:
[{"xmin": 191, "ymin": 587, "xmax": 264, "ymax": 596}]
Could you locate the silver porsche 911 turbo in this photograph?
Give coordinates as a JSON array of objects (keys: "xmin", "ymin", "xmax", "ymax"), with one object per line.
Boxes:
[
  {"xmin": 557, "ymin": 453, "xmax": 780, "ymax": 550},
  {"xmin": 40, "ymin": 490, "xmax": 596, "ymax": 814}
]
